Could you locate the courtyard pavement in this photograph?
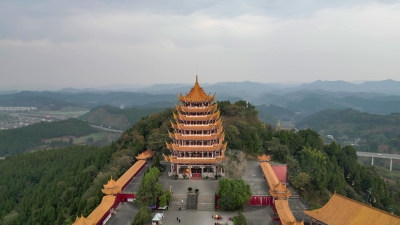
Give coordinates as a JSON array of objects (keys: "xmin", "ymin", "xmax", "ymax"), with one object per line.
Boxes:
[
  {"xmin": 242, "ymin": 160, "xmax": 269, "ymax": 196},
  {"xmin": 160, "ymin": 205, "xmax": 273, "ymax": 225},
  {"xmin": 159, "ymin": 162, "xmax": 219, "ymax": 195}
]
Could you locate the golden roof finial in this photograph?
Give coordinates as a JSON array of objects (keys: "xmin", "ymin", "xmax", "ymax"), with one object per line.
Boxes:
[{"xmin": 196, "ymin": 75, "xmax": 198, "ymax": 83}]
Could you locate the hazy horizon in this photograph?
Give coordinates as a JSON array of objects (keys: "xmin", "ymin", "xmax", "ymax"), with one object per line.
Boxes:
[
  {"xmin": 1, "ymin": 0, "xmax": 399, "ymax": 90},
  {"xmin": 1, "ymin": 78, "xmax": 399, "ymax": 92}
]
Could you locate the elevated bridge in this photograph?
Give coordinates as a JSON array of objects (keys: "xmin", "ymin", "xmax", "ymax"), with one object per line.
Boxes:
[{"xmin": 356, "ymin": 151, "xmax": 400, "ymax": 171}]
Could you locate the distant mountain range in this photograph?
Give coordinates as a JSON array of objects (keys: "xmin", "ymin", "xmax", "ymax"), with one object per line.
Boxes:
[{"xmin": 1, "ymin": 79, "xmax": 400, "ymax": 122}]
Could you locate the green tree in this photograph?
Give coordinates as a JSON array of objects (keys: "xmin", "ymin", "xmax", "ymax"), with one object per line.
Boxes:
[
  {"xmin": 159, "ymin": 194, "xmax": 167, "ymax": 207},
  {"xmin": 289, "ymin": 172, "xmax": 311, "ymax": 193},
  {"xmin": 217, "ymin": 178, "xmax": 252, "ymax": 211},
  {"xmin": 233, "ymin": 212, "xmax": 247, "ymax": 225},
  {"xmin": 136, "ymin": 167, "xmax": 162, "ymax": 206},
  {"xmin": 151, "ymin": 152, "xmax": 164, "ymax": 171},
  {"xmin": 131, "ymin": 206, "xmax": 151, "ymax": 225},
  {"xmin": 165, "ymin": 190, "xmax": 172, "ymax": 204}
]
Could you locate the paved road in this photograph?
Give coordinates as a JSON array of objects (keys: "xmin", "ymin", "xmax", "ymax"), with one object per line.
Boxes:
[
  {"xmin": 107, "ymin": 202, "xmax": 139, "ymax": 225},
  {"xmin": 90, "ymin": 125, "xmax": 124, "ymax": 133},
  {"xmin": 357, "ymin": 151, "xmax": 400, "ymax": 160}
]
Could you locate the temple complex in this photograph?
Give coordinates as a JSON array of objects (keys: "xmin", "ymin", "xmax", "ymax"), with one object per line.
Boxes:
[{"xmin": 165, "ymin": 76, "xmax": 226, "ymax": 178}]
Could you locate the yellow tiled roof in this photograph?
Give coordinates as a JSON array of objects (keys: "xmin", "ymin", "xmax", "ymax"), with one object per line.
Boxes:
[
  {"xmin": 166, "ymin": 142, "xmax": 227, "ymax": 152},
  {"xmin": 101, "ymin": 177, "xmax": 120, "ymax": 195},
  {"xmin": 72, "ymin": 195, "xmax": 116, "ymax": 225},
  {"xmin": 257, "ymin": 154, "xmax": 271, "ymax": 162},
  {"xmin": 171, "ymin": 119, "xmax": 222, "ymax": 130},
  {"xmin": 275, "ymin": 200, "xmax": 304, "ymax": 225},
  {"xmin": 260, "ymin": 162, "xmax": 280, "ymax": 188},
  {"xmin": 304, "ymin": 193, "xmax": 400, "ymax": 225},
  {"xmin": 178, "ymin": 77, "xmax": 215, "ymax": 103},
  {"xmin": 115, "ymin": 160, "xmax": 146, "ymax": 189},
  {"xmin": 136, "ymin": 150, "xmax": 155, "ymax": 160},
  {"xmin": 177, "ymin": 103, "xmax": 217, "ymax": 113}
]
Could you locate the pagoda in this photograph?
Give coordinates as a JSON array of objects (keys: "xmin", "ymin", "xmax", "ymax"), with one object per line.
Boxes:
[{"xmin": 165, "ymin": 76, "xmax": 226, "ymax": 178}]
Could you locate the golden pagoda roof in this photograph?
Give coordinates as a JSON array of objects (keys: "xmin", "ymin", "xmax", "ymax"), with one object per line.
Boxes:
[
  {"xmin": 177, "ymin": 103, "xmax": 218, "ymax": 113},
  {"xmin": 136, "ymin": 150, "xmax": 155, "ymax": 160},
  {"xmin": 169, "ymin": 129, "xmax": 224, "ymax": 141},
  {"xmin": 174, "ymin": 111, "xmax": 220, "ymax": 122},
  {"xmin": 72, "ymin": 195, "xmax": 116, "ymax": 225},
  {"xmin": 257, "ymin": 154, "xmax": 271, "ymax": 162},
  {"xmin": 304, "ymin": 193, "xmax": 400, "ymax": 225},
  {"xmin": 178, "ymin": 76, "xmax": 215, "ymax": 103},
  {"xmin": 166, "ymin": 142, "xmax": 227, "ymax": 152},
  {"xmin": 172, "ymin": 118, "xmax": 222, "ymax": 130},
  {"xmin": 275, "ymin": 200, "xmax": 304, "ymax": 225}
]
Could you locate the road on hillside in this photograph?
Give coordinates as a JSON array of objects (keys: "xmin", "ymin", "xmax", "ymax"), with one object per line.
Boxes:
[{"xmin": 90, "ymin": 125, "xmax": 124, "ymax": 133}]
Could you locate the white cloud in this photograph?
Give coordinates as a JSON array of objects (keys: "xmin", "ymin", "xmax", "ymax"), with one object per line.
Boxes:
[{"xmin": 0, "ymin": 1, "xmax": 400, "ymax": 89}]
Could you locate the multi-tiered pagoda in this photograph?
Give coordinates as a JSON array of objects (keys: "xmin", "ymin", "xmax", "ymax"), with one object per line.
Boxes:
[{"xmin": 165, "ymin": 76, "xmax": 226, "ymax": 178}]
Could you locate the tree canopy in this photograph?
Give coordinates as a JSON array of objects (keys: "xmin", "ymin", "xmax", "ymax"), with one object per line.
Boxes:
[
  {"xmin": 135, "ymin": 167, "xmax": 163, "ymax": 206},
  {"xmin": 217, "ymin": 178, "xmax": 252, "ymax": 211}
]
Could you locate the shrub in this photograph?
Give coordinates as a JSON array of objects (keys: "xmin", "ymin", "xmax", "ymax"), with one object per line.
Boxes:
[{"xmin": 131, "ymin": 206, "xmax": 151, "ymax": 225}]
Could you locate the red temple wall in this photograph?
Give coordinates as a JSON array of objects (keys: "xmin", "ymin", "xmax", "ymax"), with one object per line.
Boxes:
[{"xmin": 271, "ymin": 164, "xmax": 287, "ymax": 184}]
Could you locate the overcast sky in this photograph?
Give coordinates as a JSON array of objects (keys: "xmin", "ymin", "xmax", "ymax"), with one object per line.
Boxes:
[{"xmin": 1, "ymin": 0, "xmax": 400, "ymax": 90}]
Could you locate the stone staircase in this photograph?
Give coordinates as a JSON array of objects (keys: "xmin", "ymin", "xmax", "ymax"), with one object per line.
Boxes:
[
  {"xmin": 197, "ymin": 195, "xmax": 215, "ymax": 211},
  {"xmin": 187, "ymin": 193, "xmax": 198, "ymax": 209},
  {"xmin": 170, "ymin": 194, "xmax": 187, "ymax": 210}
]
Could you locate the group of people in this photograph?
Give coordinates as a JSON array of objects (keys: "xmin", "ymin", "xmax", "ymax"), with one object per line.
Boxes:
[{"xmin": 176, "ymin": 217, "xmax": 181, "ymax": 223}]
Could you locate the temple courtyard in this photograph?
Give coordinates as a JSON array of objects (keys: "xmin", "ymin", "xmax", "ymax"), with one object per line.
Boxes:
[{"xmin": 107, "ymin": 160, "xmax": 278, "ymax": 225}]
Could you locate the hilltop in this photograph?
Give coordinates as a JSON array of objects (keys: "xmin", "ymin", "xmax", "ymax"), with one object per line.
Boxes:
[
  {"xmin": 79, "ymin": 105, "xmax": 166, "ymax": 130},
  {"xmin": 0, "ymin": 118, "xmax": 114, "ymax": 156},
  {"xmin": 297, "ymin": 109, "xmax": 400, "ymax": 154}
]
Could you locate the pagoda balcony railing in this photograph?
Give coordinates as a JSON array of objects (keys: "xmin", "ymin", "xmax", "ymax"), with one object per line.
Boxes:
[
  {"xmin": 183, "ymin": 115, "xmax": 212, "ymax": 117},
  {"xmin": 175, "ymin": 144, "xmax": 218, "ymax": 147},
  {"xmin": 185, "ymin": 106, "xmax": 207, "ymax": 109},
  {"xmin": 179, "ymin": 124, "xmax": 214, "ymax": 126},
  {"xmin": 176, "ymin": 157, "xmax": 216, "ymax": 159}
]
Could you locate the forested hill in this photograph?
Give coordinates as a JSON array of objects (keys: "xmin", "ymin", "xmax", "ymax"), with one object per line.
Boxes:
[
  {"xmin": 79, "ymin": 105, "xmax": 166, "ymax": 130},
  {"xmin": 296, "ymin": 108, "xmax": 400, "ymax": 154},
  {"xmin": 0, "ymin": 118, "xmax": 97, "ymax": 156},
  {"xmin": 0, "ymin": 101, "xmax": 398, "ymax": 225},
  {"xmin": 0, "ymin": 145, "xmax": 119, "ymax": 225}
]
